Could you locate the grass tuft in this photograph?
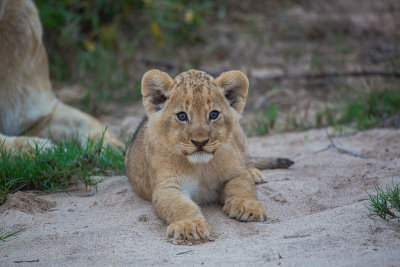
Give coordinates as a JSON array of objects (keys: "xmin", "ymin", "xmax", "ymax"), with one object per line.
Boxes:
[
  {"xmin": 0, "ymin": 228, "xmax": 25, "ymax": 242},
  {"xmin": 0, "ymin": 134, "xmax": 125, "ymax": 203},
  {"xmin": 367, "ymin": 182, "xmax": 400, "ymax": 220},
  {"xmin": 339, "ymin": 90, "xmax": 400, "ymax": 130},
  {"xmin": 316, "ymin": 89, "xmax": 400, "ymax": 131},
  {"xmin": 248, "ymin": 105, "xmax": 278, "ymax": 136}
]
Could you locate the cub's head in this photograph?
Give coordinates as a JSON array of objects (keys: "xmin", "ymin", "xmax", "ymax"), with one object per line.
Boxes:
[{"xmin": 141, "ymin": 69, "xmax": 248, "ymax": 164}]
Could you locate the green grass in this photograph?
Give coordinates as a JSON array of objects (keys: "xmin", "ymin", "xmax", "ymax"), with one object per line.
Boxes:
[
  {"xmin": 315, "ymin": 89, "xmax": 400, "ymax": 130},
  {"xmin": 0, "ymin": 228, "xmax": 25, "ymax": 242},
  {"xmin": 0, "ymin": 135, "xmax": 125, "ymax": 203},
  {"xmin": 247, "ymin": 89, "xmax": 400, "ymax": 137},
  {"xmin": 339, "ymin": 89, "xmax": 400, "ymax": 129},
  {"xmin": 73, "ymin": 45, "xmax": 139, "ymax": 115},
  {"xmin": 368, "ymin": 182, "xmax": 400, "ymax": 220},
  {"xmin": 248, "ymin": 105, "xmax": 278, "ymax": 136}
]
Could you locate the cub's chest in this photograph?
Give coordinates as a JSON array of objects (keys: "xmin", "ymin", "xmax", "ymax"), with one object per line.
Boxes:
[
  {"xmin": 180, "ymin": 178, "xmax": 222, "ymax": 204},
  {"xmin": 177, "ymin": 153, "xmax": 242, "ymax": 204},
  {"xmin": 179, "ymin": 165, "xmax": 229, "ymax": 204}
]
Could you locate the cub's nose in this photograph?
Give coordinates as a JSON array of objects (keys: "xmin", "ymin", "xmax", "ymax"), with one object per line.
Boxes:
[{"xmin": 190, "ymin": 138, "xmax": 209, "ymax": 148}]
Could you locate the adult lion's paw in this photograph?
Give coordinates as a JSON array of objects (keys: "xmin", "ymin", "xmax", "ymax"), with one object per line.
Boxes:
[
  {"xmin": 248, "ymin": 167, "xmax": 265, "ymax": 184},
  {"xmin": 223, "ymin": 198, "xmax": 267, "ymax": 222},
  {"xmin": 103, "ymin": 133, "xmax": 125, "ymax": 150},
  {"xmin": 19, "ymin": 137, "xmax": 53, "ymax": 152},
  {"xmin": 167, "ymin": 217, "xmax": 210, "ymax": 240}
]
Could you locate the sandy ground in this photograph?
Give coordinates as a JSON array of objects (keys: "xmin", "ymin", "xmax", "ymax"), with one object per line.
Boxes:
[{"xmin": 1, "ymin": 127, "xmax": 400, "ymax": 266}]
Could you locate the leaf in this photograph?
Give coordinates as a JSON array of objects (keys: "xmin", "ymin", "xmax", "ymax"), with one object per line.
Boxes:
[{"xmin": 184, "ymin": 9, "xmax": 194, "ymax": 24}]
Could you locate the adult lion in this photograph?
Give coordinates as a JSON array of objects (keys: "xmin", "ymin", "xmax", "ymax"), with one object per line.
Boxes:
[{"xmin": 0, "ymin": 0, "xmax": 123, "ymax": 152}]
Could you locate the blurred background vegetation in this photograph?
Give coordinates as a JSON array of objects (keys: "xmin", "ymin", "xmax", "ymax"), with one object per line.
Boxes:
[
  {"xmin": 1, "ymin": 0, "xmax": 399, "ymax": 199},
  {"xmin": 36, "ymin": 0, "xmax": 218, "ymax": 114},
  {"xmin": 35, "ymin": 0, "xmax": 400, "ymax": 136}
]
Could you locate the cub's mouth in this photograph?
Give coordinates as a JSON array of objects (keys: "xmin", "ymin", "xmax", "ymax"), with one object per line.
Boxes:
[
  {"xmin": 179, "ymin": 139, "xmax": 219, "ymax": 164},
  {"xmin": 186, "ymin": 151, "xmax": 214, "ymax": 164}
]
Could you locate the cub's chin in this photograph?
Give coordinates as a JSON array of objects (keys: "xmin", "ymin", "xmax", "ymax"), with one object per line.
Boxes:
[{"xmin": 187, "ymin": 151, "xmax": 214, "ymax": 165}]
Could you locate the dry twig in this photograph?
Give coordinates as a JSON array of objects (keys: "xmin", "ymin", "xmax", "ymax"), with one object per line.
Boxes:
[
  {"xmin": 250, "ymin": 70, "xmax": 400, "ymax": 81},
  {"xmin": 138, "ymin": 58, "xmax": 399, "ymax": 81},
  {"xmin": 310, "ymin": 131, "xmax": 368, "ymax": 159}
]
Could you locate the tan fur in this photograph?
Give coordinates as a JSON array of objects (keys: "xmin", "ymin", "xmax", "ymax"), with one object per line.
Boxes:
[
  {"xmin": 125, "ymin": 69, "xmax": 269, "ymax": 240},
  {"xmin": 0, "ymin": 0, "xmax": 123, "ymax": 152}
]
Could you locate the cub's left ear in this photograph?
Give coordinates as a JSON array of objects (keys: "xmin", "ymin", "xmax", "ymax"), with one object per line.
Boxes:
[{"xmin": 216, "ymin": 70, "xmax": 249, "ymax": 114}]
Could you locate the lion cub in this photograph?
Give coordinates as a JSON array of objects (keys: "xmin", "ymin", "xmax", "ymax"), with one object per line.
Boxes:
[{"xmin": 125, "ymin": 69, "xmax": 271, "ymax": 240}]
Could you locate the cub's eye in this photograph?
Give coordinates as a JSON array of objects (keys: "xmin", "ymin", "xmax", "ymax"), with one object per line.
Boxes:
[
  {"xmin": 209, "ymin": 110, "xmax": 220, "ymax": 120},
  {"xmin": 176, "ymin": 112, "xmax": 188, "ymax": 122}
]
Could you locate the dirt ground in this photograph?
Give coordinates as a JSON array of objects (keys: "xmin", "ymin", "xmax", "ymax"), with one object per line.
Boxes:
[
  {"xmin": 1, "ymin": 1, "xmax": 400, "ymax": 265},
  {"xmin": 1, "ymin": 120, "xmax": 399, "ymax": 266}
]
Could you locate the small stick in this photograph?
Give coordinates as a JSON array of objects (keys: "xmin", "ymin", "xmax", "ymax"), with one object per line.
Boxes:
[
  {"xmin": 138, "ymin": 59, "xmax": 400, "ymax": 81},
  {"xmin": 301, "ymin": 131, "xmax": 368, "ymax": 159},
  {"xmin": 330, "ymin": 143, "xmax": 368, "ymax": 159},
  {"xmin": 14, "ymin": 259, "xmax": 39, "ymax": 263},
  {"xmin": 206, "ymin": 69, "xmax": 400, "ymax": 80},
  {"xmin": 363, "ymin": 52, "xmax": 400, "ymax": 65},
  {"xmin": 326, "ymin": 130, "xmax": 368, "ymax": 159},
  {"xmin": 140, "ymin": 57, "xmax": 176, "ymax": 69},
  {"xmin": 252, "ymin": 70, "xmax": 400, "ymax": 81},
  {"xmin": 176, "ymin": 250, "xmax": 194, "ymax": 255},
  {"xmin": 311, "ymin": 145, "xmax": 331, "ymax": 155}
]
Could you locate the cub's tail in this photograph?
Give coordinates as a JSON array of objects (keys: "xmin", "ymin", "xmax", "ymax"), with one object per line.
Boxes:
[{"xmin": 252, "ymin": 157, "xmax": 294, "ymax": 170}]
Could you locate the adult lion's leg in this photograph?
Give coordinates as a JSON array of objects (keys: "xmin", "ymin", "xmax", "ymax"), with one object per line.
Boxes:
[
  {"xmin": 29, "ymin": 101, "xmax": 124, "ymax": 149},
  {"xmin": 0, "ymin": 0, "xmax": 123, "ymax": 150},
  {"xmin": 0, "ymin": 133, "xmax": 52, "ymax": 153},
  {"xmin": 0, "ymin": 0, "xmax": 53, "ymax": 154}
]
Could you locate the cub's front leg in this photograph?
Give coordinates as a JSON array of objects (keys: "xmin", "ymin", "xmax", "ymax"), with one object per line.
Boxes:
[
  {"xmin": 222, "ymin": 175, "xmax": 267, "ymax": 222},
  {"xmin": 152, "ymin": 180, "xmax": 210, "ymax": 240}
]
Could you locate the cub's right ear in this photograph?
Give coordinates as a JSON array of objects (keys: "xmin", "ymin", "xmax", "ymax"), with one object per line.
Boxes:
[{"xmin": 141, "ymin": 69, "xmax": 174, "ymax": 114}]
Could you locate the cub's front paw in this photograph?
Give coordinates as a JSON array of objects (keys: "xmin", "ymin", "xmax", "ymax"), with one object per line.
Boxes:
[
  {"xmin": 248, "ymin": 167, "xmax": 265, "ymax": 184},
  {"xmin": 223, "ymin": 198, "xmax": 267, "ymax": 222},
  {"xmin": 167, "ymin": 217, "xmax": 210, "ymax": 240}
]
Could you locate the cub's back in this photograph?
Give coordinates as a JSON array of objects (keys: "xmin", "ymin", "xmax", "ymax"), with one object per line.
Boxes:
[{"xmin": 125, "ymin": 118, "xmax": 152, "ymax": 200}]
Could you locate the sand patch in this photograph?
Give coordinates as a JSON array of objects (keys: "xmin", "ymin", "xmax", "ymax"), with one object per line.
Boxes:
[
  {"xmin": 0, "ymin": 191, "xmax": 56, "ymax": 214},
  {"xmin": 0, "ymin": 128, "xmax": 399, "ymax": 266}
]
